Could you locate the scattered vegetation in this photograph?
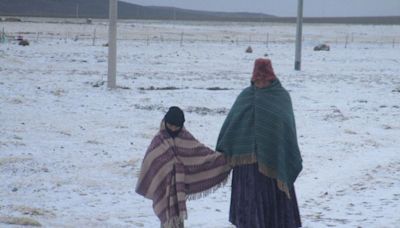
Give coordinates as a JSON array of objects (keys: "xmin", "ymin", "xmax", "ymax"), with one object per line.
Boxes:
[
  {"xmin": 138, "ymin": 86, "xmax": 181, "ymax": 91},
  {"xmin": 0, "ymin": 216, "xmax": 41, "ymax": 227}
]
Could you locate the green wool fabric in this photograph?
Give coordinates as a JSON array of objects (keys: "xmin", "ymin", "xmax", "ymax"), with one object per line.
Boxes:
[{"xmin": 216, "ymin": 80, "xmax": 302, "ymax": 189}]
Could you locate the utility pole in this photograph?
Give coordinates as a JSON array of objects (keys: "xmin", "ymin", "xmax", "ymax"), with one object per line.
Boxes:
[
  {"xmin": 108, "ymin": 0, "xmax": 117, "ymax": 88},
  {"xmin": 294, "ymin": 0, "xmax": 303, "ymax": 71}
]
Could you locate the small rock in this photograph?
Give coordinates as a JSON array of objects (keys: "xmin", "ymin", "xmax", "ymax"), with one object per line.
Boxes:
[
  {"xmin": 12, "ymin": 187, "xmax": 18, "ymax": 192},
  {"xmin": 245, "ymin": 46, "xmax": 253, "ymax": 53},
  {"xmin": 314, "ymin": 43, "xmax": 330, "ymax": 51},
  {"xmin": 382, "ymin": 125, "xmax": 392, "ymax": 130},
  {"xmin": 92, "ymin": 80, "xmax": 105, "ymax": 88},
  {"xmin": 18, "ymin": 40, "xmax": 30, "ymax": 46}
]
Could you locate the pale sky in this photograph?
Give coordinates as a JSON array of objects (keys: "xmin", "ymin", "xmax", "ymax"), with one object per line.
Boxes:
[{"xmin": 122, "ymin": 0, "xmax": 400, "ymax": 17}]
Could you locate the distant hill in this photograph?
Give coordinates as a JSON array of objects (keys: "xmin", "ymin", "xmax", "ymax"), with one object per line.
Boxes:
[
  {"xmin": 0, "ymin": 0, "xmax": 399, "ymax": 24},
  {"xmin": 0, "ymin": 0, "xmax": 276, "ymax": 21}
]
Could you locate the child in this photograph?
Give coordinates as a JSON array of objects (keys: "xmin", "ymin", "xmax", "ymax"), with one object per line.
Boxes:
[{"xmin": 136, "ymin": 106, "xmax": 230, "ymax": 228}]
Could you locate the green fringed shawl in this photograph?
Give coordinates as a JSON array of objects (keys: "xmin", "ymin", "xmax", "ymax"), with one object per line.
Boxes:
[{"xmin": 216, "ymin": 80, "xmax": 302, "ymax": 197}]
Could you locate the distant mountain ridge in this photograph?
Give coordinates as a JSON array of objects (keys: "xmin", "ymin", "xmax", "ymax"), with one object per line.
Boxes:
[
  {"xmin": 0, "ymin": 0, "xmax": 276, "ymax": 21},
  {"xmin": 1, "ymin": 0, "xmax": 399, "ymax": 24}
]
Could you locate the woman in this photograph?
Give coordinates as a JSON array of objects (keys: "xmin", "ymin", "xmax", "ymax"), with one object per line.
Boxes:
[
  {"xmin": 216, "ymin": 59, "xmax": 303, "ymax": 228},
  {"xmin": 136, "ymin": 106, "xmax": 230, "ymax": 228}
]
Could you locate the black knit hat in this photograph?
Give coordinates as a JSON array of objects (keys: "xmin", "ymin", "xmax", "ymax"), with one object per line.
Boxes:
[{"xmin": 164, "ymin": 106, "xmax": 185, "ymax": 127}]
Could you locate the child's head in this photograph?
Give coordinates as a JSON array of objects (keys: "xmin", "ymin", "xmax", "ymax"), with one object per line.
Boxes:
[{"xmin": 164, "ymin": 106, "xmax": 185, "ymax": 136}]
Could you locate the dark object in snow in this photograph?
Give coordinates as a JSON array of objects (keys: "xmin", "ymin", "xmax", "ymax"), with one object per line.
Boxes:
[
  {"xmin": 264, "ymin": 53, "xmax": 269, "ymax": 57},
  {"xmin": 5, "ymin": 17, "xmax": 22, "ymax": 22},
  {"xmin": 392, "ymin": 87, "xmax": 400, "ymax": 93},
  {"xmin": 12, "ymin": 187, "xmax": 18, "ymax": 192},
  {"xmin": 314, "ymin": 44, "xmax": 330, "ymax": 51},
  {"xmin": 118, "ymin": 85, "xmax": 131, "ymax": 90},
  {"xmin": 16, "ymin": 35, "xmax": 23, "ymax": 41},
  {"xmin": 139, "ymin": 86, "xmax": 181, "ymax": 90},
  {"xmin": 18, "ymin": 40, "xmax": 29, "ymax": 46},
  {"xmin": 92, "ymin": 80, "xmax": 105, "ymax": 87},
  {"xmin": 206, "ymin": 87, "xmax": 231, "ymax": 90},
  {"xmin": 245, "ymin": 46, "xmax": 253, "ymax": 53},
  {"xmin": 86, "ymin": 18, "xmax": 92, "ymax": 24}
]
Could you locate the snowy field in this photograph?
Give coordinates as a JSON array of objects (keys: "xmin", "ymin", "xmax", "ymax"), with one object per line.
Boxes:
[{"xmin": 1, "ymin": 18, "xmax": 400, "ymax": 227}]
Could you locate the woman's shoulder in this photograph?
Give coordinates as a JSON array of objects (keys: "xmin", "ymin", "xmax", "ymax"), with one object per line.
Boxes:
[{"xmin": 237, "ymin": 85, "xmax": 254, "ymax": 98}]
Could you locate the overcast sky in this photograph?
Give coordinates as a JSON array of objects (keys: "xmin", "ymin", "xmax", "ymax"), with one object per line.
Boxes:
[{"xmin": 122, "ymin": 0, "xmax": 400, "ymax": 17}]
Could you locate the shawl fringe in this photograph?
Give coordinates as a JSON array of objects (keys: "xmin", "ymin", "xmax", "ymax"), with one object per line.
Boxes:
[
  {"xmin": 226, "ymin": 154, "xmax": 291, "ymax": 199},
  {"xmin": 186, "ymin": 175, "xmax": 229, "ymax": 201}
]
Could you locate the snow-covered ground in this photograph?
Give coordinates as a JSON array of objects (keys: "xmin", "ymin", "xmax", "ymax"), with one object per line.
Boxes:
[{"xmin": 1, "ymin": 18, "xmax": 400, "ymax": 227}]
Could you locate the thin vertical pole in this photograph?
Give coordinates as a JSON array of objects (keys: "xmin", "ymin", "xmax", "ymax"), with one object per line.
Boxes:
[
  {"xmin": 180, "ymin": 32, "xmax": 184, "ymax": 47},
  {"xmin": 108, "ymin": 0, "xmax": 117, "ymax": 89},
  {"xmin": 92, "ymin": 29, "xmax": 96, "ymax": 46},
  {"xmin": 294, "ymin": 0, "xmax": 303, "ymax": 71},
  {"xmin": 1, "ymin": 27, "xmax": 4, "ymax": 43}
]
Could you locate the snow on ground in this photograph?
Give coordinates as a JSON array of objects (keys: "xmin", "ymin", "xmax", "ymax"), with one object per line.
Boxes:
[{"xmin": 0, "ymin": 19, "xmax": 400, "ymax": 227}]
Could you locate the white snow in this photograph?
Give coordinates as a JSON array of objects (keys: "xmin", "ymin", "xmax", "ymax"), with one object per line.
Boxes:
[{"xmin": 1, "ymin": 18, "xmax": 400, "ymax": 227}]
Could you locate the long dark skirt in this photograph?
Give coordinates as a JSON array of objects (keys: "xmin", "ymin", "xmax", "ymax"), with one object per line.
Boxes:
[{"xmin": 229, "ymin": 164, "xmax": 302, "ymax": 228}]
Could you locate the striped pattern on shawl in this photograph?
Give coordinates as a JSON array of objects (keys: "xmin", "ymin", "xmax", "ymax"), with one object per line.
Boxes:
[
  {"xmin": 136, "ymin": 121, "xmax": 230, "ymax": 228},
  {"xmin": 216, "ymin": 79, "xmax": 302, "ymax": 198}
]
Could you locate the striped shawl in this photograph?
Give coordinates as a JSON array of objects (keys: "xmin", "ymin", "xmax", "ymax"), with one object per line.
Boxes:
[
  {"xmin": 136, "ymin": 121, "xmax": 230, "ymax": 228},
  {"xmin": 216, "ymin": 79, "xmax": 302, "ymax": 198}
]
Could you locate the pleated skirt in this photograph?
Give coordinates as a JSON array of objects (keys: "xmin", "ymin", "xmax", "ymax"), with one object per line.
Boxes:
[{"xmin": 229, "ymin": 164, "xmax": 302, "ymax": 228}]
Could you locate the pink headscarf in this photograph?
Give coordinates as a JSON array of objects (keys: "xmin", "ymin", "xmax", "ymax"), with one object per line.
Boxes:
[{"xmin": 251, "ymin": 58, "xmax": 277, "ymax": 88}]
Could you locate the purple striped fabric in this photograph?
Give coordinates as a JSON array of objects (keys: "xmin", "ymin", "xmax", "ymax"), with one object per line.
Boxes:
[{"xmin": 136, "ymin": 121, "xmax": 231, "ymax": 227}]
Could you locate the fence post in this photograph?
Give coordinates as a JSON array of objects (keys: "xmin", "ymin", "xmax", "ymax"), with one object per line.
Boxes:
[
  {"xmin": 92, "ymin": 28, "xmax": 96, "ymax": 46},
  {"xmin": 180, "ymin": 32, "xmax": 184, "ymax": 47}
]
